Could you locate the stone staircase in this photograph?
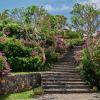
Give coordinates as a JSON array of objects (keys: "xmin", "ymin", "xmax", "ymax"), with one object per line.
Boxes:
[{"xmin": 41, "ymin": 47, "xmax": 93, "ymax": 93}]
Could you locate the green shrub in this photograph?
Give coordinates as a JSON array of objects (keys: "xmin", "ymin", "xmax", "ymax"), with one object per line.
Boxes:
[
  {"xmin": 80, "ymin": 49, "xmax": 94, "ymax": 85},
  {"xmin": 65, "ymin": 31, "xmax": 81, "ymax": 39},
  {"xmin": 45, "ymin": 47, "xmax": 59, "ymax": 63},
  {"xmin": 8, "ymin": 56, "xmax": 42, "ymax": 72},
  {"xmin": 0, "ymin": 23, "xmax": 4, "ymax": 31},
  {"xmin": 4, "ymin": 42, "xmax": 32, "ymax": 57},
  {"xmin": 92, "ymin": 46, "xmax": 100, "ymax": 77},
  {"xmin": 66, "ymin": 38, "xmax": 84, "ymax": 47},
  {"xmin": 0, "ymin": 37, "xmax": 33, "ymax": 57},
  {"xmin": 0, "ymin": 32, "xmax": 4, "ymax": 37},
  {"xmin": 33, "ymin": 87, "xmax": 44, "ymax": 95},
  {"xmin": 3, "ymin": 23, "xmax": 21, "ymax": 38},
  {"xmin": 41, "ymin": 61, "xmax": 54, "ymax": 71},
  {"xmin": 80, "ymin": 48, "xmax": 100, "ymax": 89},
  {"xmin": 0, "ymin": 55, "xmax": 6, "ymax": 71}
]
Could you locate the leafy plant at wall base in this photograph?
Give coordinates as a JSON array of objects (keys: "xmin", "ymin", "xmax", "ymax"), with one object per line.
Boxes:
[
  {"xmin": 80, "ymin": 48, "xmax": 100, "ymax": 89},
  {"xmin": 0, "ymin": 52, "xmax": 10, "ymax": 79}
]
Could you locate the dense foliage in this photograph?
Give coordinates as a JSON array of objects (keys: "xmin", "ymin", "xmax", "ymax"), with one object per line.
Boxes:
[
  {"xmin": 0, "ymin": 3, "xmax": 99, "ymax": 92},
  {"xmin": 0, "ymin": 5, "xmax": 68, "ymax": 73},
  {"xmin": 80, "ymin": 47, "xmax": 100, "ymax": 89},
  {"xmin": 71, "ymin": 3, "xmax": 100, "ymax": 89}
]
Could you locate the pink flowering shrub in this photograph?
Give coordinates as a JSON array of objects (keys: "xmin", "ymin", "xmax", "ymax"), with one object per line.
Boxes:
[
  {"xmin": 55, "ymin": 36, "xmax": 66, "ymax": 53},
  {"xmin": 0, "ymin": 52, "xmax": 10, "ymax": 78},
  {"xmin": 31, "ymin": 50, "xmax": 38, "ymax": 56}
]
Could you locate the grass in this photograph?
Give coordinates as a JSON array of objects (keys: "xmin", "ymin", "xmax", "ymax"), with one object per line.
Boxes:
[
  {"xmin": 11, "ymin": 72, "xmax": 34, "ymax": 75},
  {"xmin": 11, "ymin": 71, "xmax": 48, "ymax": 75},
  {"xmin": 0, "ymin": 87, "xmax": 43, "ymax": 100}
]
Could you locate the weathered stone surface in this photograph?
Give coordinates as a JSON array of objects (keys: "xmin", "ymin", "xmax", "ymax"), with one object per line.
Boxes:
[{"xmin": 0, "ymin": 73, "xmax": 41, "ymax": 94}]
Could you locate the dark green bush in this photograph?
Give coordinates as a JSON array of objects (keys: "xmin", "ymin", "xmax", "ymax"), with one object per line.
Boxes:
[
  {"xmin": 0, "ymin": 38, "xmax": 33, "ymax": 57},
  {"xmin": 8, "ymin": 56, "xmax": 42, "ymax": 72},
  {"xmin": 80, "ymin": 48, "xmax": 100, "ymax": 89},
  {"xmin": 3, "ymin": 23, "xmax": 21, "ymax": 38},
  {"xmin": 80, "ymin": 49, "xmax": 95, "ymax": 86},
  {"xmin": 4, "ymin": 42, "xmax": 32, "ymax": 57},
  {"xmin": 65, "ymin": 31, "xmax": 81, "ymax": 39},
  {"xmin": 0, "ymin": 32, "xmax": 4, "ymax": 37},
  {"xmin": 0, "ymin": 23, "xmax": 4, "ymax": 31},
  {"xmin": 92, "ymin": 46, "xmax": 100, "ymax": 78}
]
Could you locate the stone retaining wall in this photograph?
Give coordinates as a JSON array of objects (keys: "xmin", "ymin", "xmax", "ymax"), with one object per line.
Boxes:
[{"xmin": 0, "ymin": 73, "xmax": 41, "ymax": 94}]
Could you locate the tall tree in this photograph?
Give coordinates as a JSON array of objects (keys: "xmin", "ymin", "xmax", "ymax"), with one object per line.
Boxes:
[
  {"xmin": 10, "ymin": 6, "xmax": 48, "ymax": 64},
  {"xmin": 71, "ymin": 3, "xmax": 100, "ymax": 61}
]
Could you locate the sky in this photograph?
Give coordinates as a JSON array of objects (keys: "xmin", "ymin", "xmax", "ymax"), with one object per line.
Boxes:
[{"xmin": 0, "ymin": 0, "xmax": 100, "ymax": 22}]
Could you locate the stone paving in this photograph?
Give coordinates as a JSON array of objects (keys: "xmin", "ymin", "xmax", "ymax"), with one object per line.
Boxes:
[{"xmin": 32, "ymin": 93, "xmax": 100, "ymax": 100}]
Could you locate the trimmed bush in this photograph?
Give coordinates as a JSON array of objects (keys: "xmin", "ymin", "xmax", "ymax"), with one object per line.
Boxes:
[
  {"xmin": 65, "ymin": 31, "xmax": 81, "ymax": 39},
  {"xmin": 0, "ymin": 37, "xmax": 33, "ymax": 57},
  {"xmin": 8, "ymin": 56, "xmax": 42, "ymax": 72}
]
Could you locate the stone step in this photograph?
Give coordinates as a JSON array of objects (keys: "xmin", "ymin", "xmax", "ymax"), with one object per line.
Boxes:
[
  {"xmin": 50, "ymin": 67, "xmax": 79, "ymax": 72},
  {"xmin": 43, "ymin": 84, "xmax": 89, "ymax": 89},
  {"xmin": 54, "ymin": 65, "xmax": 75, "ymax": 67},
  {"xmin": 42, "ymin": 75, "xmax": 81, "ymax": 79},
  {"xmin": 42, "ymin": 72, "xmax": 80, "ymax": 75},
  {"xmin": 41, "ymin": 72, "xmax": 79, "ymax": 75},
  {"xmin": 55, "ymin": 62, "xmax": 74, "ymax": 64},
  {"xmin": 41, "ymin": 47, "xmax": 93, "ymax": 94},
  {"xmin": 50, "ymin": 69, "xmax": 79, "ymax": 73},
  {"xmin": 50, "ymin": 70, "xmax": 78, "ymax": 72},
  {"xmin": 42, "ymin": 78, "xmax": 83, "ymax": 82},
  {"xmin": 52, "ymin": 67, "xmax": 76, "ymax": 70},
  {"xmin": 53, "ymin": 67, "xmax": 76, "ymax": 69},
  {"xmin": 44, "ymin": 88, "xmax": 93, "ymax": 94},
  {"xmin": 51, "ymin": 67, "xmax": 78, "ymax": 70},
  {"xmin": 54, "ymin": 63, "xmax": 74, "ymax": 65},
  {"xmin": 42, "ymin": 81, "xmax": 86, "ymax": 85},
  {"xmin": 42, "ymin": 79, "xmax": 84, "ymax": 83},
  {"xmin": 42, "ymin": 73, "xmax": 80, "ymax": 77},
  {"xmin": 42, "ymin": 76, "xmax": 81, "ymax": 79}
]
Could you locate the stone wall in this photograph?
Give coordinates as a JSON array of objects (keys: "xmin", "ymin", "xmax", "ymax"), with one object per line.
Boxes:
[{"xmin": 0, "ymin": 73, "xmax": 41, "ymax": 94}]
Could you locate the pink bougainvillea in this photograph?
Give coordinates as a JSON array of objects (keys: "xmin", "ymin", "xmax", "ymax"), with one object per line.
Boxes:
[
  {"xmin": 31, "ymin": 50, "xmax": 38, "ymax": 56},
  {"xmin": 0, "ymin": 51, "xmax": 11, "ymax": 78},
  {"xmin": 55, "ymin": 35, "xmax": 66, "ymax": 52},
  {"xmin": 5, "ymin": 31, "xmax": 11, "ymax": 35}
]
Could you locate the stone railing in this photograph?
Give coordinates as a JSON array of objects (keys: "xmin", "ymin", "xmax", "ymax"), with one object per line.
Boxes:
[{"xmin": 0, "ymin": 73, "xmax": 41, "ymax": 95}]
